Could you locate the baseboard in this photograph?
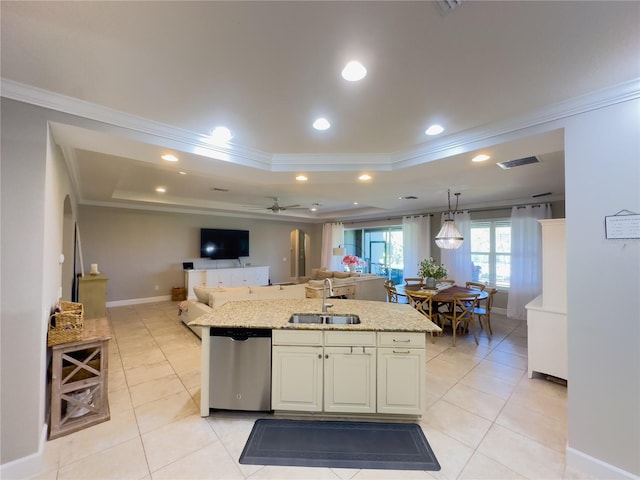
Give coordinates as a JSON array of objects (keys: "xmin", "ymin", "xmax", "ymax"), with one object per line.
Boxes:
[
  {"xmin": 0, "ymin": 424, "xmax": 48, "ymax": 480},
  {"xmin": 106, "ymin": 294, "xmax": 171, "ymax": 307},
  {"xmin": 566, "ymin": 446, "xmax": 639, "ymax": 479}
]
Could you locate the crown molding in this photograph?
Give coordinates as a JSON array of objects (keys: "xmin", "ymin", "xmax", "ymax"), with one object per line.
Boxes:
[
  {"xmin": 391, "ymin": 77, "xmax": 640, "ymax": 169},
  {"xmin": 1, "ymin": 78, "xmax": 273, "ymax": 169},
  {"xmin": 3, "ymin": 76, "xmax": 639, "ymax": 172}
]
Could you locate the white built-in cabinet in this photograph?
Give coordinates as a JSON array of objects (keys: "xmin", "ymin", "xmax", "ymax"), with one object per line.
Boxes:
[
  {"xmin": 377, "ymin": 332, "xmax": 425, "ymax": 415},
  {"xmin": 185, "ymin": 266, "xmax": 269, "ymax": 298},
  {"xmin": 526, "ymin": 218, "xmax": 567, "ymax": 380},
  {"xmin": 271, "ymin": 329, "xmax": 424, "ymax": 416}
]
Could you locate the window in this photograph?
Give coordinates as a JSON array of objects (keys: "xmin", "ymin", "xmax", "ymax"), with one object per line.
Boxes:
[
  {"xmin": 470, "ymin": 219, "xmax": 511, "ymax": 288},
  {"xmin": 344, "ymin": 226, "xmax": 403, "ymax": 283}
]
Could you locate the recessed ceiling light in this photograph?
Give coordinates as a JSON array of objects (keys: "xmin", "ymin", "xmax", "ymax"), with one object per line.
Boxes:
[
  {"xmin": 353, "ymin": 201, "xmax": 359, "ymax": 205},
  {"xmin": 313, "ymin": 118, "xmax": 331, "ymax": 131},
  {"xmin": 310, "ymin": 206, "xmax": 318, "ymax": 212},
  {"xmin": 472, "ymin": 154, "xmax": 491, "ymax": 162},
  {"xmin": 358, "ymin": 174, "xmax": 372, "ymax": 181},
  {"xmin": 341, "ymin": 61, "xmax": 367, "ymax": 82},
  {"xmin": 296, "ymin": 175, "xmax": 308, "ymax": 181},
  {"xmin": 161, "ymin": 154, "xmax": 179, "ymax": 162},
  {"xmin": 210, "ymin": 126, "xmax": 233, "ymax": 144},
  {"xmin": 179, "ymin": 171, "xmax": 187, "ymax": 175},
  {"xmin": 155, "ymin": 187, "xmax": 166, "ymax": 193},
  {"xmin": 425, "ymin": 124, "xmax": 444, "ymax": 136}
]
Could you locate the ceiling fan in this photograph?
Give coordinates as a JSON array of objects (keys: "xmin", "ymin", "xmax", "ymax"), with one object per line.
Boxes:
[{"xmin": 247, "ymin": 197, "xmax": 304, "ymax": 213}]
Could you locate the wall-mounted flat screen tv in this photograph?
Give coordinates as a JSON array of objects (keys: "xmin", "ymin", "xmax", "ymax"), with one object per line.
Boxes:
[{"xmin": 200, "ymin": 228, "xmax": 249, "ymax": 259}]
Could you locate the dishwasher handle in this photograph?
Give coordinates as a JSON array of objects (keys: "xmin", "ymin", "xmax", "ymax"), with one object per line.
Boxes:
[{"xmin": 209, "ymin": 328, "xmax": 272, "ymax": 341}]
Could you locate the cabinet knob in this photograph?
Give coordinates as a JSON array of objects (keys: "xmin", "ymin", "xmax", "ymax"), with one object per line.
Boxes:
[
  {"xmin": 318, "ymin": 354, "xmax": 322, "ymax": 359},
  {"xmin": 325, "ymin": 354, "xmax": 329, "ymax": 359}
]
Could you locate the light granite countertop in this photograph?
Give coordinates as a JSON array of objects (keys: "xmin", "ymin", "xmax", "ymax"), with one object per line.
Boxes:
[{"xmin": 190, "ymin": 298, "xmax": 441, "ymax": 333}]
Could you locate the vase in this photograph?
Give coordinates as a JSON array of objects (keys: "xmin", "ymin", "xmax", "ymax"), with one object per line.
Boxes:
[
  {"xmin": 425, "ymin": 277, "xmax": 437, "ymax": 289},
  {"xmin": 348, "ymin": 264, "xmax": 356, "ymax": 273}
]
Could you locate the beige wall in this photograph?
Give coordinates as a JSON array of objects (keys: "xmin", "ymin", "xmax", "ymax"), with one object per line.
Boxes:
[{"xmin": 78, "ymin": 206, "xmax": 323, "ymax": 302}]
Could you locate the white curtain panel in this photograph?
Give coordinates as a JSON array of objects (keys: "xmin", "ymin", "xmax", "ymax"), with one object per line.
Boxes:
[
  {"xmin": 439, "ymin": 211, "xmax": 472, "ymax": 284},
  {"xmin": 402, "ymin": 215, "xmax": 431, "ymax": 278},
  {"xmin": 507, "ymin": 204, "xmax": 552, "ymax": 320},
  {"xmin": 321, "ymin": 222, "xmax": 344, "ymax": 271}
]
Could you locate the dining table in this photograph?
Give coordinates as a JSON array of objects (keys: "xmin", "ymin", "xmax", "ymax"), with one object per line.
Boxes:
[{"xmin": 394, "ymin": 283, "xmax": 488, "ymax": 303}]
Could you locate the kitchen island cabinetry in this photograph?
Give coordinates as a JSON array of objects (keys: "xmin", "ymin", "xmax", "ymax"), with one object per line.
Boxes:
[
  {"xmin": 194, "ymin": 298, "xmax": 440, "ymax": 419},
  {"xmin": 377, "ymin": 332, "xmax": 425, "ymax": 415},
  {"xmin": 271, "ymin": 329, "xmax": 419, "ymax": 416},
  {"xmin": 271, "ymin": 345, "xmax": 323, "ymax": 411}
]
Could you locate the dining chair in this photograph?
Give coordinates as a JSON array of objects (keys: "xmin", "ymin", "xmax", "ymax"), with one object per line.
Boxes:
[
  {"xmin": 474, "ymin": 288, "xmax": 497, "ymax": 338},
  {"xmin": 439, "ymin": 293, "xmax": 480, "ymax": 346},
  {"xmin": 383, "ymin": 280, "xmax": 400, "ymax": 303},
  {"xmin": 465, "ymin": 281, "xmax": 486, "ymax": 291},
  {"xmin": 440, "ymin": 279, "xmax": 455, "ymax": 285},
  {"xmin": 405, "ymin": 290, "xmax": 438, "ymax": 342},
  {"xmin": 404, "ymin": 277, "xmax": 424, "ymax": 287}
]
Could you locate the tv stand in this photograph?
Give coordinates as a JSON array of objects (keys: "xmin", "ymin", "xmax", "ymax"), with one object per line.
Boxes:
[{"xmin": 184, "ymin": 266, "xmax": 269, "ymax": 299}]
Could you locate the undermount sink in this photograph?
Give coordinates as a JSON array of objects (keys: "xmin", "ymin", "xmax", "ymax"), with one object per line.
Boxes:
[{"xmin": 288, "ymin": 313, "xmax": 360, "ymax": 325}]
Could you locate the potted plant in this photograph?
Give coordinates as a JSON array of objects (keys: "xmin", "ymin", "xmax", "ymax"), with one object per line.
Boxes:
[{"xmin": 418, "ymin": 257, "xmax": 448, "ymax": 288}]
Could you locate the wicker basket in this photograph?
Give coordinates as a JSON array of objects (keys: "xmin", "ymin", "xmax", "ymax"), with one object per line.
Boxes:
[
  {"xmin": 47, "ymin": 301, "xmax": 84, "ymax": 346},
  {"xmin": 171, "ymin": 287, "xmax": 187, "ymax": 301}
]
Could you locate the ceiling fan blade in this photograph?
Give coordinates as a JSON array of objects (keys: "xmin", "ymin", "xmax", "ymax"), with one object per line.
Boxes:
[{"xmin": 281, "ymin": 204, "xmax": 300, "ymax": 209}]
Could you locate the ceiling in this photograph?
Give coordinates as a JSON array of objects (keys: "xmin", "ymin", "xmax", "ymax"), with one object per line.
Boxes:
[{"xmin": 2, "ymin": 1, "xmax": 639, "ymax": 221}]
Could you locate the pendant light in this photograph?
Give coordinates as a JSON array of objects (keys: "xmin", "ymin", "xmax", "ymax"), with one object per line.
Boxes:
[{"xmin": 435, "ymin": 190, "xmax": 464, "ymax": 249}]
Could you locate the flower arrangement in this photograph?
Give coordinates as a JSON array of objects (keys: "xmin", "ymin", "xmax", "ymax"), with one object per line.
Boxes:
[
  {"xmin": 418, "ymin": 257, "xmax": 448, "ymax": 280},
  {"xmin": 342, "ymin": 255, "xmax": 365, "ymax": 266}
]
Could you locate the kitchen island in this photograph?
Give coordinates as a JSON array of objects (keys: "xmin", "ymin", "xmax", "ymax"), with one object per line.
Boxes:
[{"xmin": 191, "ymin": 298, "xmax": 441, "ymax": 418}]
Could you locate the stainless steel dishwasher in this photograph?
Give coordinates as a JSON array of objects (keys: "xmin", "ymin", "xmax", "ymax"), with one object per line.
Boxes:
[{"xmin": 209, "ymin": 328, "xmax": 272, "ymax": 411}]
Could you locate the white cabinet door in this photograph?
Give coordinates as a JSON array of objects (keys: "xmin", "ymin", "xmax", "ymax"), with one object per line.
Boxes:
[
  {"xmin": 186, "ymin": 270, "xmax": 206, "ymax": 299},
  {"xmin": 228, "ymin": 268, "xmax": 244, "ymax": 286},
  {"xmin": 271, "ymin": 345, "xmax": 323, "ymax": 412},
  {"xmin": 205, "ymin": 269, "xmax": 220, "ymax": 288},
  {"xmin": 215, "ymin": 269, "xmax": 233, "ymax": 287},
  {"xmin": 324, "ymin": 346, "xmax": 376, "ymax": 414},
  {"xmin": 253, "ymin": 266, "xmax": 269, "ymax": 286},
  {"xmin": 377, "ymin": 347, "xmax": 425, "ymax": 415}
]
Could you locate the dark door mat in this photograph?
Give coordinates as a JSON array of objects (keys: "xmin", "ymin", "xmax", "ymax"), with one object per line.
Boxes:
[{"xmin": 239, "ymin": 418, "xmax": 441, "ymax": 471}]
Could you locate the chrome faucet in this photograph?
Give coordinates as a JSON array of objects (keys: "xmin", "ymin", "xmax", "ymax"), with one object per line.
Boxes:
[{"xmin": 322, "ymin": 278, "xmax": 334, "ymax": 313}]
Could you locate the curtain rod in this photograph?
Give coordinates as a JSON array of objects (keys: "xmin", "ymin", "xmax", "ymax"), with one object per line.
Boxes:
[
  {"xmin": 340, "ymin": 201, "xmax": 553, "ymax": 225},
  {"xmin": 342, "ymin": 214, "xmax": 432, "ymax": 225}
]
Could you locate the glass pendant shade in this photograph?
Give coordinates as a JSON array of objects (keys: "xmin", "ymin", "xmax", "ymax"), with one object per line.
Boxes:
[{"xmin": 435, "ymin": 219, "xmax": 464, "ymax": 249}]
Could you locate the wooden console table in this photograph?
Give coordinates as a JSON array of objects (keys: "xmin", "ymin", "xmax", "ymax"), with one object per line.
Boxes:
[
  {"xmin": 49, "ymin": 317, "xmax": 112, "ymax": 439},
  {"xmin": 305, "ymin": 283, "xmax": 356, "ymax": 299}
]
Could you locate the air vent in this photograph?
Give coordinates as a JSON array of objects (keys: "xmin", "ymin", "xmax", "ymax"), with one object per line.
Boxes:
[
  {"xmin": 436, "ymin": 0, "xmax": 465, "ymax": 15},
  {"xmin": 531, "ymin": 192, "xmax": 552, "ymax": 198},
  {"xmin": 400, "ymin": 196, "xmax": 419, "ymax": 200},
  {"xmin": 211, "ymin": 187, "xmax": 229, "ymax": 192},
  {"xmin": 496, "ymin": 156, "xmax": 540, "ymax": 170}
]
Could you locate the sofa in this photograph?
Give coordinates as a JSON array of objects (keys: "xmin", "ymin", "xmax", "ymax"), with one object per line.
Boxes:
[
  {"xmin": 183, "ymin": 284, "xmax": 308, "ymax": 337},
  {"xmin": 181, "ymin": 272, "xmax": 387, "ymax": 338}
]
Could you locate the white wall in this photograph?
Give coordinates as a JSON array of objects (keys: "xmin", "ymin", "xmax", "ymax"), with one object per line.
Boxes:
[
  {"xmin": 1, "ymin": 99, "xmax": 77, "ymax": 474},
  {"xmin": 564, "ymin": 98, "xmax": 640, "ymax": 477}
]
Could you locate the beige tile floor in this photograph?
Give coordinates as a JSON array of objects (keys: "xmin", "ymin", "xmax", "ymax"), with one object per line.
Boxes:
[{"xmin": 32, "ymin": 301, "xmax": 591, "ymax": 480}]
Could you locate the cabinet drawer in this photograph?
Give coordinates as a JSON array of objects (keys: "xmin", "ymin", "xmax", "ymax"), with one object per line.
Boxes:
[
  {"xmin": 273, "ymin": 329, "xmax": 323, "ymax": 346},
  {"xmin": 377, "ymin": 332, "xmax": 425, "ymax": 348},
  {"xmin": 324, "ymin": 330, "xmax": 376, "ymax": 346}
]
